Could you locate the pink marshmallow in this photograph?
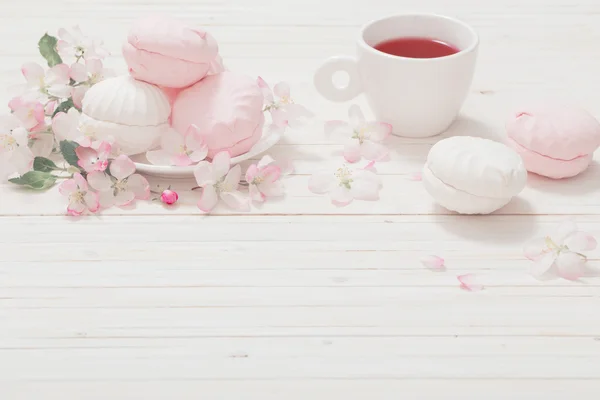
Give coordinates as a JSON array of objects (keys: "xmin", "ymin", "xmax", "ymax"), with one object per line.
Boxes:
[
  {"xmin": 123, "ymin": 15, "xmax": 219, "ymax": 88},
  {"xmin": 171, "ymin": 71, "xmax": 265, "ymax": 159},
  {"xmin": 506, "ymin": 103, "xmax": 600, "ymax": 179}
]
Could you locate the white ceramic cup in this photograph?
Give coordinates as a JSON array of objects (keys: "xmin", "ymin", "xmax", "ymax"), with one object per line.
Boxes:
[{"xmin": 314, "ymin": 14, "xmax": 479, "ymax": 138}]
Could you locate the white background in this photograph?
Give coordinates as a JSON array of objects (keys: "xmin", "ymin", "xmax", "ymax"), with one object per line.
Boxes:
[{"xmin": 1, "ymin": 0, "xmax": 600, "ymax": 398}]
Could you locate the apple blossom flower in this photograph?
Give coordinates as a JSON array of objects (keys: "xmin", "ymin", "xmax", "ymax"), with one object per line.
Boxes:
[
  {"xmin": 70, "ymin": 59, "xmax": 115, "ymax": 108},
  {"xmin": 194, "ymin": 151, "xmax": 249, "ymax": 212},
  {"xmin": 324, "ymin": 105, "xmax": 391, "ymax": 163},
  {"xmin": 308, "ymin": 163, "xmax": 382, "ymax": 207},
  {"xmin": 160, "ymin": 189, "xmax": 179, "ymax": 205},
  {"xmin": 0, "ymin": 115, "xmax": 34, "ymax": 179},
  {"xmin": 524, "ymin": 221, "xmax": 597, "ymax": 280},
  {"xmin": 75, "ymin": 141, "xmax": 111, "ymax": 173},
  {"xmin": 11, "ymin": 99, "xmax": 45, "ymax": 130},
  {"xmin": 57, "ymin": 26, "xmax": 109, "ymax": 60},
  {"xmin": 257, "ymin": 77, "xmax": 312, "ymax": 128},
  {"xmin": 87, "ymin": 155, "xmax": 150, "ymax": 208},
  {"xmin": 21, "ymin": 62, "xmax": 72, "ymax": 99},
  {"xmin": 245, "ymin": 155, "xmax": 284, "ymax": 202},
  {"xmin": 59, "ymin": 172, "xmax": 100, "ymax": 216},
  {"xmin": 146, "ymin": 125, "xmax": 208, "ymax": 166}
]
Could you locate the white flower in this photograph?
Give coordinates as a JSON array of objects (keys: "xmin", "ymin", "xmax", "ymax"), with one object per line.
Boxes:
[
  {"xmin": 325, "ymin": 104, "xmax": 391, "ymax": 163},
  {"xmin": 87, "ymin": 155, "xmax": 150, "ymax": 208},
  {"xmin": 57, "ymin": 26, "xmax": 109, "ymax": 60},
  {"xmin": 146, "ymin": 125, "xmax": 208, "ymax": 166},
  {"xmin": 52, "ymin": 108, "xmax": 114, "ymax": 150},
  {"xmin": 308, "ymin": 163, "xmax": 382, "ymax": 206},
  {"xmin": 194, "ymin": 151, "xmax": 249, "ymax": 212},
  {"xmin": 59, "ymin": 173, "xmax": 100, "ymax": 216},
  {"xmin": 257, "ymin": 77, "xmax": 312, "ymax": 128},
  {"xmin": 524, "ymin": 221, "xmax": 597, "ymax": 280},
  {"xmin": 21, "ymin": 62, "xmax": 72, "ymax": 100},
  {"xmin": 0, "ymin": 114, "xmax": 34, "ymax": 180},
  {"xmin": 245, "ymin": 155, "xmax": 284, "ymax": 203}
]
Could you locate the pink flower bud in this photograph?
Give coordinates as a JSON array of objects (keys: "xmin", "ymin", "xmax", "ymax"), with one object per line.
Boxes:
[{"xmin": 160, "ymin": 189, "xmax": 178, "ymax": 205}]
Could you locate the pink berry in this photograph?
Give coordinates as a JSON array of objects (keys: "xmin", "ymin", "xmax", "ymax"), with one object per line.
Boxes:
[{"xmin": 160, "ymin": 189, "xmax": 178, "ymax": 205}]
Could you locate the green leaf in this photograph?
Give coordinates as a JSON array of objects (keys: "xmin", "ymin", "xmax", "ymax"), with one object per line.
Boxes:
[
  {"xmin": 38, "ymin": 33, "xmax": 63, "ymax": 67},
  {"xmin": 33, "ymin": 157, "xmax": 59, "ymax": 172},
  {"xmin": 59, "ymin": 140, "xmax": 80, "ymax": 167},
  {"xmin": 9, "ymin": 171, "xmax": 57, "ymax": 190},
  {"xmin": 52, "ymin": 98, "xmax": 76, "ymax": 117}
]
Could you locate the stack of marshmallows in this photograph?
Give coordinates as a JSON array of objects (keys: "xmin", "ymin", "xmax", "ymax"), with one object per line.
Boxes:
[{"xmin": 79, "ymin": 15, "xmax": 265, "ymax": 158}]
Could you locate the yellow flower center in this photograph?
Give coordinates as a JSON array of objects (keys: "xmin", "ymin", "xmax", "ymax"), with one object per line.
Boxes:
[
  {"xmin": 0, "ymin": 134, "xmax": 17, "ymax": 150},
  {"xmin": 335, "ymin": 166, "xmax": 353, "ymax": 189}
]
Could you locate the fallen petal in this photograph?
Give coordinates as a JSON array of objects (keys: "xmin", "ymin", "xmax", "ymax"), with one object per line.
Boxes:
[
  {"xmin": 457, "ymin": 274, "xmax": 484, "ymax": 292},
  {"xmin": 420, "ymin": 255, "xmax": 445, "ymax": 271},
  {"xmin": 564, "ymin": 231, "xmax": 597, "ymax": 253},
  {"xmin": 523, "ymin": 237, "xmax": 548, "ymax": 260},
  {"xmin": 408, "ymin": 172, "xmax": 422, "ymax": 181},
  {"xmin": 555, "ymin": 251, "xmax": 586, "ymax": 281}
]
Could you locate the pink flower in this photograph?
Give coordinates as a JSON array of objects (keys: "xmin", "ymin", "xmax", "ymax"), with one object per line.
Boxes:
[
  {"xmin": 245, "ymin": 155, "xmax": 284, "ymax": 202},
  {"xmin": 11, "ymin": 100, "xmax": 45, "ymax": 130},
  {"xmin": 0, "ymin": 115, "xmax": 34, "ymax": 180},
  {"xmin": 257, "ymin": 77, "xmax": 312, "ymax": 128},
  {"xmin": 70, "ymin": 59, "xmax": 115, "ymax": 108},
  {"xmin": 59, "ymin": 172, "xmax": 100, "ymax": 216},
  {"xmin": 308, "ymin": 163, "xmax": 382, "ymax": 207},
  {"xmin": 421, "ymin": 255, "xmax": 445, "ymax": 271},
  {"xmin": 160, "ymin": 189, "xmax": 179, "ymax": 205},
  {"xmin": 75, "ymin": 142, "xmax": 111, "ymax": 172},
  {"xmin": 21, "ymin": 62, "xmax": 72, "ymax": 99},
  {"xmin": 87, "ymin": 155, "xmax": 150, "ymax": 208},
  {"xmin": 325, "ymin": 105, "xmax": 391, "ymax": 163},
  {"xmin": 57, "ymin": 26, "xmax": 109, "ymax": 60},
  {"xmin": 194, "ymin": 151, "xmax": 249, "ymax": 212},
  {"xmin": 524, "ymin": 221, "xmax": 597, "ymax": 280},
  {"xmin": 45, "ymin": 100, "xmax": 58, "ymax": 116},
  {"xmin": 146, "ymin": 125, "xmax": 208, "ymax": 166}
]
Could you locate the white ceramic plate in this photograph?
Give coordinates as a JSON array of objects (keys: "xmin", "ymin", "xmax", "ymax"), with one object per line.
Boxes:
[{"xmin": 132, "ymin": 126, "xmax": 283, "ymax": 178}]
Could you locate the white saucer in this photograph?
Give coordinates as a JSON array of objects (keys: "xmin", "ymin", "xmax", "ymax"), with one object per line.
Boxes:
[{"xmin": 132, "ymin": 125, "xmax": 283, "ymax": 178}]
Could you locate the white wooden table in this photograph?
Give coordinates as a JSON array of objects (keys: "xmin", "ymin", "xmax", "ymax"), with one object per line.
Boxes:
[{"xmin": 2, "ymin": 0, "xmax": 600, "ymax": 398}]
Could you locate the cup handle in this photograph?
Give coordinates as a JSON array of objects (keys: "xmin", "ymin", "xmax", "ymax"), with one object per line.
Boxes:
[{"xmin": 314, "ymin": 56, "xmax": 362, "ymax": 102}]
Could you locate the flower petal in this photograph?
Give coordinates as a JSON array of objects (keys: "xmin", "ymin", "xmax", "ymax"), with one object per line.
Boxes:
[
  {"xmin": 98, "ymin": 190, "xmax": 115, "ymax": 209},
  {"xmin": 52, "ymin": 108, "xmax": 80, "ymax": 141},
  {"xmin": 261, "ymin": 165, "xmax": 281, "ymax": 183},
  {"xmin": 67, "ymin": 200, "xmax": 86, "ymax": 216},
  {"xmin": 47, "ymin": 84, "xmax": 73, "ymax": 99},
  {"xmin": 564, "ymin": 232, "xmax": 597, "ymax": 253},
  {"xmin": 86, "ymin": 171, "xmax": 113, "ymax": 192},
  {"xmin": 552, "ymin": 221, "xmax": 578, "ymax": 245},
  {"xmin": 70, "ymin": 62, "xmax": 88, "ymax": 82},
  {"xmin": 249, "ymin": 184, "xmax": 265, "ymax": 203},
  {"xmin": 198, "ymin": 185, "xmax": 218, "ymax": 212},
  {"xmin": 420, "ymin": 255, "xmax": 445, "ymax": 271},
  {"xmin": 21, "ymin": 63, "xmax": 44, "ymax": 86},
  {"xmin": 222, "ymin": 164, "xmax": 242, "ymax": 189},
  {"xmin": 257, "ymin": 155, "xmax": 276, "ymax": 169},
  {"xmin": 555, "ymin": 252, "xmax": 586, "ymax": 280},
  {"xmin": 273, "ymin": 82, "xmax": 290, "ymax": 99},
  {"xmin": 308, "ymin": 172, "xmax": 335, "ymax": 194},
  {"xmin": 59, "ymin": 178, "xmax": 78, "ymax": 196},
  {"xmin": 348, "ymin": 104, "xmax": 365, "ymax": 127},
  {"xmin": 160, "ymin": 128, "xmax": 185, "ymax": 154},
  {"xmin": 270, "ymin": 109, "xmax": 288, "ymax": 128},
  {"xmin": 523, "ymin": 237, "xmax": 548, "ymax": 260},
  {"xmin": 330, "ymin": 185, "xmax": 353, "ymax": 207},
  {"xmin": 408, "ymin": 172, "xmax": 422, "ymax": 181},
  {"xmin": 220, "ymin": 190, "xmax": 250, "ymax": 211},
  {"xmin": 212, "ymin": 151, "xmax": 231, "ymax": 179},
  {"xmin": 84, "ymin": 191, "xmax": 100, "ymax": 213},
  {"xmin": 361, "ymin": 141, "xmax": 389, "ymax": 162},
  {"xmin": 258, "ymin": 180, "xmax": 284, "ymax": 197},
  {"xmin": 71, "ymin": 85, "xmax": 88, "ymax": 109},
  {"xmin": 457, "ymin": 274, "xmax": 484, "ymax": 291},
  {"xmin": 173, "ymin": 154, "xmax": 193, "ymax": 167},
  {"xmin": 343, "ymin": 141, "xmax": 362, "ymax": 163},
  {"xmin": 109, "ymin": 154, "xmax": 136, "ymax": 181},
  {"xmin": 46, "ymin": 64, "xmax": 70, "ymax": 85},
  {"xmin": 114, "ymin": 189, "xmax": 135, "ymax": 207},
  {"xmin": 194, "ymin": 161, "xmax": 215, "ymax": 186},
  {"xmin": 189, "ymin": 147, "xmax": 208, "ymax": 163},
  {"xmin": 350, "ymin": 175, "xmax": 381, "ymax": 201},
  {"xmin": 9, "ymin": 147, "xmax": 34, "ymax": 175},
  {"xmin": 127, "ymin": 174, "xmax": 150, "ymax": 200},
  {"xmin": 146, "ymin": 149, "xmax": 175, "ymax": 166},
  {"xmin": 530, "ymin": 252, "xmax": 557, "ymax": 278},
  {"xmin": 245, "ymin": 164, "xmax": 259, "ymax": 182},
  {"xmin": 72, "ymin": 172, "xmax": 88, "ymax": 190},
  {"xmin": 29, "ymin": 134, "xmax": 54, "ymax": 158},
  {"xmin": 366, "ymin": 122, "xmax": 392, "ymax": 142}
]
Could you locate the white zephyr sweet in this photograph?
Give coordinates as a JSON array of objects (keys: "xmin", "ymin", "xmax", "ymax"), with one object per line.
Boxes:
[
  {"xmin": 80, "ymin": 75, "xmax": 171, "ymax": 155},
  {"xmin": 422, "ymin": 136, "xmax": 527, "ymax": 214}
]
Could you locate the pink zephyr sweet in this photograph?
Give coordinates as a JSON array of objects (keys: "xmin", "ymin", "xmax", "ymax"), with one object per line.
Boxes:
[
  {"xmin": 171, "ymin": 71, "xmax": 265, "ymax": 159},
  {"xmin": 122, "ymin": 15, "xmax": 220, "ymax": 88},
  {"xmin": 505, "ymin": 103, "xmax": 600, "ymax": 179}
]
